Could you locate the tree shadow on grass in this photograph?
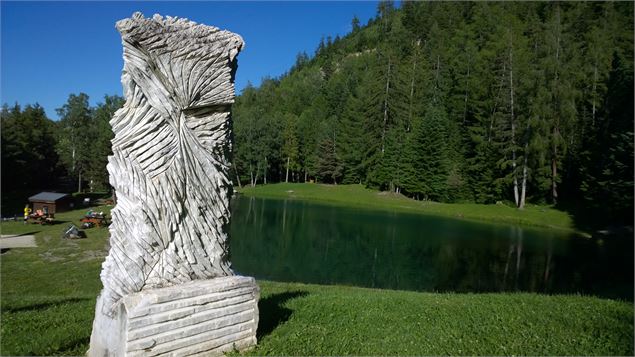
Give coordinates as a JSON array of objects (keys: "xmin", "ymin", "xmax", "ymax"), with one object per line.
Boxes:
[
  {"xmin": 2, "ymin": 297, "xmax": 91, "ymax": 313},
  {"xmin": 257, "ymin": 291, "xmax": 308, "ymax": 340}
]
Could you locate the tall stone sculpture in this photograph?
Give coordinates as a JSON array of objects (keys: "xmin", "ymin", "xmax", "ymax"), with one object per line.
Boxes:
[{"xmin": 89, "ymin": 13, "xmax": 259, "ymax": 356}]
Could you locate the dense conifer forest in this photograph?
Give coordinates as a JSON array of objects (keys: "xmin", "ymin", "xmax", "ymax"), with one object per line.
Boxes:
[
  {"xmin": 231, "ymin": 1, "xmax": 634, "ymax": 224},
  {"xmin": 1, "ymin": 95, "xmax": 124, "ymax": 194},
  {"xmin": 1, "ymin": 1, "xmax": 633, "ymax": 227}
]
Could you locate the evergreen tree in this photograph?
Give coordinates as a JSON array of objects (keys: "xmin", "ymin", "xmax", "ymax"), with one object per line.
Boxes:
[
  {"xmin": 535, "ymin": 3, "xmax": 580, "ymax": 204},
  {"xmin": 55, "ymin": 93, "xmax": 93, "ymax": 193},
  {"xmin": 88, "ymin": 95, "xmax": 124, "ymax": 191},
  {"xmin": 351, "ymin": 15, "xmax": 361, "ymax": 33},
  {"xmin": 315, "ymin": 120, "xmax": 342, "ymax": 184},
  {"xmin": 281, "ymin": 113, "xmax": 300, "ymax": 182},
  {"xmin": 1, "ymin": 103, "xmax": 59, "ymax": 191},
  {"xmin": 404, "ymin": 104, "xmax": 450, "ymax": 201},
  {"xmin": 338, "ymin": 93, "xmax": 366, "ymax": 184}
]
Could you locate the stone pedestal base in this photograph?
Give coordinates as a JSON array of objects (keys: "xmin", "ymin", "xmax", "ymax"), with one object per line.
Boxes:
[{"xmin": 89, "ymin": 276, "xmax": 259, "ymax": 356}]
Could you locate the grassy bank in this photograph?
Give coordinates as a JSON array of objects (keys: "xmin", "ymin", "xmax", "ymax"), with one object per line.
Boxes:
[
  {"xmin": 2, "ymin": 205, "xmax": 631, "ymax": 355},
  {"xmin": 238, "ymin": 183, "xmax": 577, "ymax": 233}
]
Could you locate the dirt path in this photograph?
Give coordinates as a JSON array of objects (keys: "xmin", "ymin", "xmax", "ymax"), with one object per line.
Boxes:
[{"xmin": 0, "ymin": 234, "xmax": 37, "ymax": 248}]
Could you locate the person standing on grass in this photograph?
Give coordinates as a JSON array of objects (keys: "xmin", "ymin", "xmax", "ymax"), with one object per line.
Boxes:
[{"xmin": 23, "ymin": 204, "xmax": 31, "ymax": 224}]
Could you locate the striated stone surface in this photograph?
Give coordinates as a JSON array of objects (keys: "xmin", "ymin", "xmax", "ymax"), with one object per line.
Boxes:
[
  {"xmin": 89, "ymin": 12, "xmax": 256, "ymax": 356},
  {"xmin": 91, "ymin": 276, "xmax": 259, "ymax": 356},
  {"xmin": 100, "ymin": 12, "xmax": 244, "ymax": 315}
]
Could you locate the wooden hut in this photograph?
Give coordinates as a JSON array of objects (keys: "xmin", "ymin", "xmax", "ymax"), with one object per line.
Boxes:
[{"xmin": 28, "ymin": 192, "xmax": 71, "ymax": 214}]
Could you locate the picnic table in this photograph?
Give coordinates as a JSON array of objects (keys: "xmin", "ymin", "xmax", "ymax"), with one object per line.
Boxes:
[
  {"xmin": 80, "ymin": 211, "xmax": 109, "ymax": 228},
  {"xmin": 27, "ymin": 210, "xmax": 54, "ymax": 225}
]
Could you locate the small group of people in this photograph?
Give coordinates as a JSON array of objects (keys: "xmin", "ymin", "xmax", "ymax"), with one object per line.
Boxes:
[
  {"xmin": 85, "ymin": 209, "xmax": 105, "ymax": 218},
  {"xmin": 23, "ymin": 204, "xmax": 50, "ymax": 224}
]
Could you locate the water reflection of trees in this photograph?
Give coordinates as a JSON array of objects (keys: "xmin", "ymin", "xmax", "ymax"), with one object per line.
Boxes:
[{"xmin": 231, "ymin": 197, "xmax": 633, "ymax": 300}]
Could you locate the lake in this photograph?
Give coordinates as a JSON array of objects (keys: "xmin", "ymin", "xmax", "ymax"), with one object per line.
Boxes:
[{"xmin": 230, "ymin": 195, "xmax": 633, "ymax": 300}]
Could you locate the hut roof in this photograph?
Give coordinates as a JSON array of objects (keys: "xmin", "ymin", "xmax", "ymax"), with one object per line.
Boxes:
[{"xmin": 28, "ymin": 192, "xmax": 69, "ymax": 202}]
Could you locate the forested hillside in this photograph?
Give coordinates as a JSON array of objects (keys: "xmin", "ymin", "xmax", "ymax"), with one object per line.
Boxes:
[
  {"xmin": 232, "ymin": 1, "xmax": 633, "ymax": 223},
  {"xmin": 1, "ymin": 95, "xmax": 123, "ymax": 195}
]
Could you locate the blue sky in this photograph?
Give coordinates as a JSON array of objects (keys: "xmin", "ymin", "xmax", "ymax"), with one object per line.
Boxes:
[{"xmin": 1, "ymin": 1, "xmax": 379, "ymax": 119}]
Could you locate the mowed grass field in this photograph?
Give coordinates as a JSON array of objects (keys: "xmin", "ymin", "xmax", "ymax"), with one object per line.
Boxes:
[
  {"xmin": 238, "ymin": 183, "xmax": 578, "ymax": 233},
  {"xmin": 1, "ymin": 204, "xmax": 632, "ymax": 356}
]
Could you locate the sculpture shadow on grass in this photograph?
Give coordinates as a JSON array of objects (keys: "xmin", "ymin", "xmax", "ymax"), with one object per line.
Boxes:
[{"xmin": 257, "ymin": 291, "xmax": 309, "ymax": 339}]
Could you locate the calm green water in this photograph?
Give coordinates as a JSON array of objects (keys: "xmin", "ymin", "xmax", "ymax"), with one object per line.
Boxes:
[{"xmin": 230, "ymin": 195, "xmax": 633, "ymax": 300}]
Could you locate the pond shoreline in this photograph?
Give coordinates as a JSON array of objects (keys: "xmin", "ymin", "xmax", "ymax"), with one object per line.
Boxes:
[{"xmin": 236, "ymin": 183, "xmax": 583, "ymax": 235}]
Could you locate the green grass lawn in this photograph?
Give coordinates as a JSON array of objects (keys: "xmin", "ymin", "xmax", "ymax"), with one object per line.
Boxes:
[
  {"xmin": 1, "ymin": 205, "xmax": 632, "ymax": 356},
  {"xmin": 252, "ymin": 282, "xmax": 633, "ymax": 356},
  {"xmin": 1, "ymin": 206, "xmax": 111, "ymax": 356},
  {"xmin": 238, "ymin": 183, "xmax": 579, "ymax": 233}
]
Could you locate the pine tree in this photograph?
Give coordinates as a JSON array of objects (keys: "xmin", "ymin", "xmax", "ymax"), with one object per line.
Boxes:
[
  {"xmin": 88, "ymin": 95, "xmax": 124, "ymax": 191},
  {"xmin": 56, "ymin": 93, "xmax": 93, "ymax": 193},
  {"xmin": 351, "ymin": 15, "xmax": 361, "ymax": 33},
  {"xmin": 316, "ymin": 120, "xmax": 343, "ymax": 184},
  {"xmin": 1, "ymin": 103, "xmax": 59, "ymax": 191},
  {"xmin": 338, "ymin": 93, "xmax": 366, "ymax": 184},
  {"xmin": 403, "ymin": 104, "xmax": 450, "ymax": 201},
  {"xmin": 281, "ymin": 113, "xmax": 300, "ymax": 183},
  {"xmin": 536, "ymin": 3, "xmax": 580, "ymax": 204}
]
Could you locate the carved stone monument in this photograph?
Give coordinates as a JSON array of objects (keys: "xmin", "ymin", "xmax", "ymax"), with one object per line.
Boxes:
[{"xmin": 89, "ymin": 13, "xmax": 258, "ymax": 356}]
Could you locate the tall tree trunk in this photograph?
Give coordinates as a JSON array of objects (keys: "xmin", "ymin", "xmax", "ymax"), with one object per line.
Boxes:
[
  {"xmin": 249, "ymin": 163, "xmax": 254, "ymax": 187},
  {"xmin": 519, "ymin": 144, "xmax": 529, "ymax": 209},
  {"xmin": 488, "ymin": 62, "xmax": 506, "ymax": 143},
  {"xmin": 78, "ymin": 170, "xmax": 82, "ymax": 193},
  {"xmin": 509, "ymin": 38, "xmax": 519, "ymax": 207},
  {"xmin": 381, "ymin": 58, "xmax": 392, "ymax": 154},
  {"xmin": 71, "ymin": 147, "xmax": 76, "ymax": 172},
  {"xmin": 253, "ymin": 162, "xmax": 260, "ymax": 187},
  {"xmin": 551, "ymin": 130, "xmax": 558, "ymax": 204},
  {"xmin": 518, "ymin": 104, "xmax": 536, "ymax": 210},
  {"xmin": 463, "ymin": 58, "xmax": 471, "ymax": 125},
  {"xmin": 285, "ymin": 157, "xmax": 290, "ymax": 183},
  {"xmin": 592, "ymin": 63, "xmax": 598, "ymax": 126},
  {"xmin": 263, "ymin": 156, "xmax": 267, "ymax": 185},
  {"xmin": 408, "ymin": 40, "xmax": 420, "ymax": 132},
  {"xmin": 551, "ymin": 6, "xmax": 561, "ymax": 204},
  {"xmin": 234, "ymin": 165, "xmax": 242, "ymax": 188},
  {"xmin": 435, "ymin": 55, "xmax": 440, "ymax": 93}
]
